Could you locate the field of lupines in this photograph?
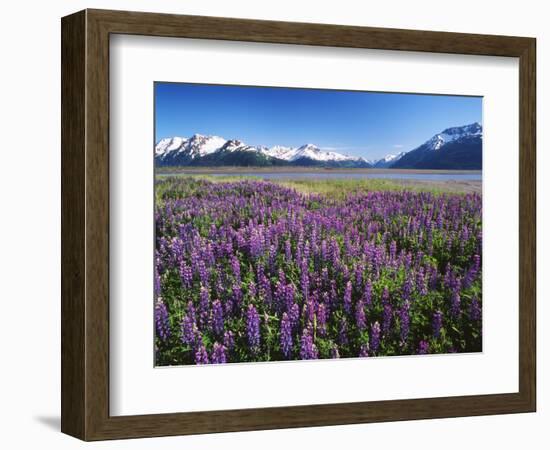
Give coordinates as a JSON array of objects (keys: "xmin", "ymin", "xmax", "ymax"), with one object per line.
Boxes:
[{"xmin": 154, "ymin": 176, "xmax": 482, "ymax": 366}]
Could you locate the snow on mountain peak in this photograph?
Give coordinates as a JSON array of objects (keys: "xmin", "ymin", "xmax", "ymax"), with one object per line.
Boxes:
[
  {"xmin": 261, "ymin": 145, "xmax": 295, "ymax": 160},
  {"xmin": 155, "ymin": 136, "xmax": 187, "ymax": 156},
  {"xmin": 155, "ymin": 122, "xmax": 481, "ymax": 166},
  {"xmin": 185, "ymin": 134, "xmax": 227, "ymax": 157},
  {"xmin": 383, "ymin": 152, "xmax": 405, "ymax": 162},
  {"xmin": 426, "ymin": 122, "xmax": 482, "ymax": 151},
  {"xmin": 372, "ymin": 151, "xmax": 407, "ymax": 168},
  {"xmin": 154, "ymin": 134, "xmax": 227, "ymax": 161},
  {"xmin": 156, "ymin": 132, "xmax": 371, "ymax": 164},
  {"xmin": 219, "ymin": 139, "xmax": 259, "ymax": 153},
  {"xmin": 155, "ymin": 123, "xmax": 481, "ymax": 167},
  {"xmin": 298, "ymin": 143, "xmax": 320, "ymax": 151},
  {"xmin": 261, "ymin": 143, "xmax": 362, "ymax": 163}
]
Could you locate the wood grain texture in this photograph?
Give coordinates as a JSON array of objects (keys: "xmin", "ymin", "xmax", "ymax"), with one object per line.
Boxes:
[
  {"xmin": 518, "ymin": 39, "xmax": 536, "ymax": 410},
  {"xmin": 61, "ymin": 8, "xmax": 537, "ymax": 441},
  {"xmin": 61, "ymin": 10, "xmax": 86, "ymax": 439}
]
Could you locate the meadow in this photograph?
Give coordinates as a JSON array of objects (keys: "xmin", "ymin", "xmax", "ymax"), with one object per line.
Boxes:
[{"xmin": 154, "ymin": 176, "xmax": 482, "ymax": 365}]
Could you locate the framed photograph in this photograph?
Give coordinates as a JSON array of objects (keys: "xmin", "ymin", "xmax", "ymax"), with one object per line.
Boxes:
[{"xmin": 61, "ymin": 9, "xmax": 536, "ymax": 440}]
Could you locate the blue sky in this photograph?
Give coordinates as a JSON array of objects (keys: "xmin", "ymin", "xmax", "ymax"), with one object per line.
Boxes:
[{"xmin": 155, "ymin": 82, "xmax": 482, "ymax": 160}]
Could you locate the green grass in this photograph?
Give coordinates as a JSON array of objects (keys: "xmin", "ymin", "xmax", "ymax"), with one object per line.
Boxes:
[
  {"xmin": 276, "ymin": 178, "xmax": 448, "ymax": 197},
  {"xmin": 155, "ymin": 174, "xmax": 460, "ymax": 198}
]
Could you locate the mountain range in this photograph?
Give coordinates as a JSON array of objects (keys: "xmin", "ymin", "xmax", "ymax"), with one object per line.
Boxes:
[
  {"xmin": 390, "ymin": 122, "xmax": 482, "ymax": 169},
  {"xmin": 155, "ymin": 122, "xmax": 482, "ymax": 170}
]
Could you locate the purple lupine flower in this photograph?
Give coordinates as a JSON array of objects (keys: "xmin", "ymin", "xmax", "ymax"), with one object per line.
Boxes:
[
  {"xmin": 278, "ymin": 269, "xmax": 286, "ymax": 285},
  {"xmin": 303, "ymin": 240, "xmax": 311, "ymax": 261},
  {"xmin": 172, "ymin": 238, "xmax": 185, "ymax": 266},
  {"xmin": 321, "ymin": 239, "xmax": 328, "ymax": 262},
  {"xmin": 259, "ymin": 273, "xmax": 272, "ymax": 307},
  {"xmin": 403, "ymin": 252, "xmax": 412, "ymax": 271},
  {"xmin": 370, "ymin": 321, "xmax": 381, "ymax": 354},
  {"xmin": 382, "ymin": 303, "xmax": 393, "ymax": 335},
  {"xmin": 429, "ymin": 265, "xmax": 439, "ymax": 290},
  {"xmin": 214, "ymin": 274, "xmax": 225, "ymax": 299},
  {"xmin": 155, "ymin": 299, "xmax": 170, "ymax": 342},
  {"xmin": 303, "ymin": 300, "xmax": 316, "ymax": 326},
  {"xmin": 211, "ymin": 342, "xmax": 227, "ymax": 364},
  {"xmin": 399, "ymin": 301, "xmax": 410, "ymax": 343},
  {"xmin": 359, "ymin": 344, "xmax": 370, "ymax": 357},
  {"xmin": 195, "ymin": 343, "xmax": 209, "ymax": 364},
  {"xmin": 363, "ymin": 279, "xmax": 372, "ymax": 306},
  {"xmin": 462, "ymin": 254, "xmax": 481, "ymax": 289},
  {"xmin": 330, "ymin": 344, "xmax": 340, "ymax": 359},
  {"xmin": 280, "ymin": 312, "xmax": 293, "ymax": 359},
  {"xmin": 402, "ymin": 276, "xmax": 413, "ymax": 301},
  {"xmin": 416, "ymin": 267, "xmax": 427, "ymax": 296},
  {"xmin": 343, "ymin": 280, "xmax": 352, "ymax": 314},
  {"xmin": 186, "ymin": 300, "xmax": 196, "ymax": 323},
  {"xmin": 469, "ymin": 297, "xmax": 481, "ymax": 321},
  {"xmin": 462, "ymin": 269, "xmax": 475, "ymax": 289},
  {"xmin": 341, "ymin": 265, "xmax": 350, "ymax": 282},
  {"xmin": 473, "ymin": 254, "xmax": 481, "ymax": 272},
  {"xmin": 321, "ymin": 267, "xmax": 329, "ymax": 286},
  {"xmin": 355, "ymin": 263, "xmax": 364, "ymax": 288},
  {"xmin": 230, "ymin": 255, "xmax": 241, "ymax": 282},
  {"xmin": 289, "ymin": 303, "xmax": 300, "ymax": 330},
  {"xmin": 249, "ymin": 231, "xmax": 263, "ymax": 258},
  {"xmin": 461, "ymin": 225, "xmax": 470, "ymax": 242},
  {"xmin": 338, "ymin": 317, "xmax": 349, "ymax": 347},
  {"xmin": 284, "ymin": 283, "xmax": 295, "ymax": 313},
  {"xmin": 299, "ymin": 329, "xmax": 318, "ymax": 360},
  {"xmin": 197, "ymin": 259, "xmax": 209, "ymax": 287},
  {"xmin": 211, "ymin": 299, "xmax": 224, "ymax": 335},
  {"xmin": 450, "ymin": 288, "xmax": 461, "ymax": 319},
  {"xmin": 154, "ymin": 266, "xmax": 162, "ymax": 298},
  {"xmin": 268, "ymin": 244, "xmax": 277, "ymax": 273},
  {"xmin": 355, "ymin": 300, "xmax": 367, "ymax": 332},
  {"xmin": 285, "ymin": 239, "xmax": 292, "ymax": 262},
  {"xmin": 432, "ymin": 310, "xmax": 443, "ymax": 338},
  {"xmin": 199, "ymin": 285, "xmax": 210, "ymax": 329},
  {"xmin": 299, "ymin": 255, "xmax": 310, "ymax": 298},
  {"xmin": 232, "ymin": 283, "xmax": 243, "ymax": 312},
  {"xmin": 446, "ymin": 235, "xmax": 453, "ymax": 253},
  {"xmin": 317, "ymin": 303, "xmax": 328, "ymax": 336},
  {"xmin": 417, "ymin": 340, "xmax": 430, "ymax": 355},
  {"xmin": 223, "ymin": 330, "xmax": 235, "ymax": 352},
  {"xmin": 389, "ymin": 240, "xmax": 397, "ymax": 261},
  {"xmin": 180, "ymin": 314, "xmax": 196, "ymax": 346},
  {"xmin": 248, "ymin": 281, "xmax": 257, "ymax": 300},
  {"xmin": 246, "ymin": 304, "xmax": 261, "ymax": 351},
  {"xmin": 274, "ymin": 281, "xmax": 285, "ymax": 313}
]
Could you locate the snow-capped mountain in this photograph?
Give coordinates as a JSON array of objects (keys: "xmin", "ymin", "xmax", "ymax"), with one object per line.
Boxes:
[
  {"xmin": 218, "ymin": 139, "xmax": 260, "ymax": 153},
  {"xmin": 373, "ymin": 152, "xmax": 406, "ymax": 168},
  {"xmin": 424, "ymin": 122, "xmax": 482, "ymax": 151},
  {"xmin": 155, "ymin": 134, "xmax": 227, "ymax": 165},
  {"xmin": 155, "ymin": 136, "xmax": 187, "ymax": 156},
  {"xmin": 261, "ymin": 143, "xmax": 367, "ymax": 163},
  {"xmin": 391, "ymin": 123, "xmax": 482, "ymax": 170},
  {"xmin": 155, "ymin": 135, "xmax": 371, "ymax": 167},
  {"xmin": 154, "ymin": 123, "xmax": 482, "ymax": 169},
  {"xmin": 261, "ymin": 145, "xmax": 295, "ymax": 160}
]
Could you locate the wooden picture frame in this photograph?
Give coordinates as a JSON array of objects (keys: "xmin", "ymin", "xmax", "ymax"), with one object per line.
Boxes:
[{"xmin": 61, "ymin": 9, "xmax": 536, "ymax": 441}]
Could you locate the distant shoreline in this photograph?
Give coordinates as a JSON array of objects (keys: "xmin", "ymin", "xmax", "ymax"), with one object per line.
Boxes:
[
  {"xmin": 154, "ymin": 167, "xmax": 482, "ymax": 194},
  {"xmin": 156, "ymin": 166, "xmax": 482, "ymax": 175}
]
